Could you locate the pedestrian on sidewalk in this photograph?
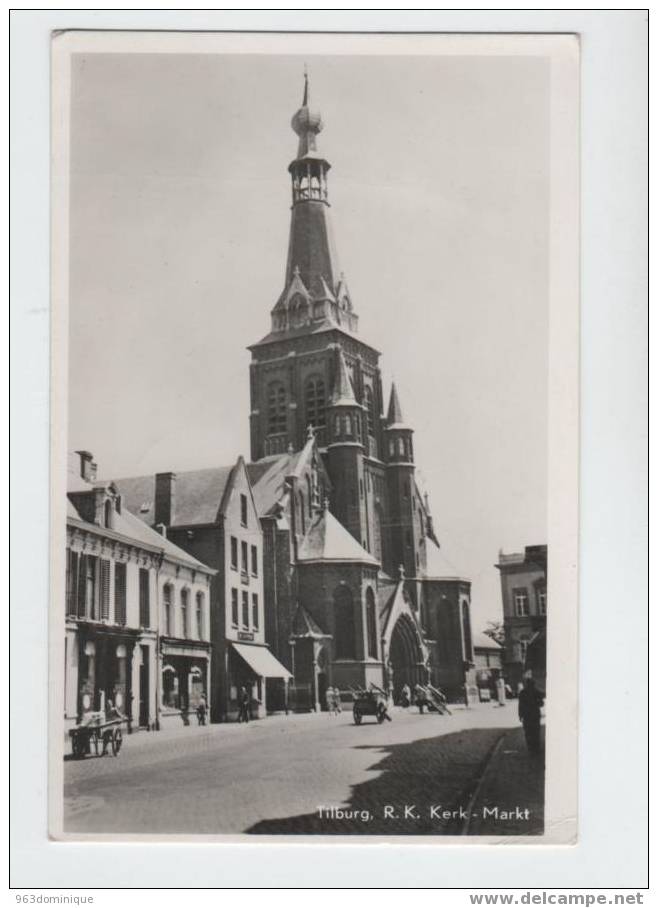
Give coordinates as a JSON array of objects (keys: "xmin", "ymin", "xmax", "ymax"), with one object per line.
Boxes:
[
  {"xmin": 332, "ymin": 687, "xmax": 342, "ymax": 714},
  {"xmin": 400, "ymin": 683, "xmax": 411, "ymax": 708},
  {"xmin": 238, "ymin": 685, "xmax": 251, "ymax": 724},
  {"xmin": 196, "ymin": 694, "xmax": 208, "ymax": 726},
  {"xmin": 325, "ymin": 686, "xmax": 335, "ymax": 716},
  {"xmin": 518, "ymin": 676, "xmax": 544, "ymax": 754},
  {"xmin": 414, "ymin": 683, "xmax": 427, "ymax": 715},
  {"xmin": 496, "ymin": 676, "xmax": 507, "ymax": 707}
]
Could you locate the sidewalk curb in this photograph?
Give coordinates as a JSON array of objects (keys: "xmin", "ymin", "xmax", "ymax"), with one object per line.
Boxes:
[{"xmin": 460, "ymin": 731, "xmax": 506, "ymax": 835}]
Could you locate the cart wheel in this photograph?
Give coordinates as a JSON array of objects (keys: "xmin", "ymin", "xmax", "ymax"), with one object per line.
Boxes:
[
  {"xmin": 111, "ymin": 728, "xmax": 123, "ymax": 756},
  {"xmin": 353, "ymin": 707, "xmax": 362, "ymax": 725}
]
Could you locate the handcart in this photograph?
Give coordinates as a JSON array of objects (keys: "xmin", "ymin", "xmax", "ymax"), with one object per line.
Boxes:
[{"xmin": 69, "ymin": 713, "xmax": 125, "ymax": 759}]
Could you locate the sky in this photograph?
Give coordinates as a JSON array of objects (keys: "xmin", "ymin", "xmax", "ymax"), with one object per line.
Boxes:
[{"xmin": 68, "ymin": 51, "xmax": 549, "ymax": 629}]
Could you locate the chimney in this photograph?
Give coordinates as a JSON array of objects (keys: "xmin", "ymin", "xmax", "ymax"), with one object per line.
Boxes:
[
  {"xmin": 76, "ymin": 450, "xmax": 97, "ymax": 482},
  {"xmin": 154, "ymin": 472, "xmax": 176, "ymax": 527}
]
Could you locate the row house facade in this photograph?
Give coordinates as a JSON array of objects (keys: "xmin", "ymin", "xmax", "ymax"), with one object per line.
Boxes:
[
  {"xmin": 495, "ymin": 544, "xmax": 547, "ymax": 692},
  {"xmin": 65, "ymin": 451, "xmax": 214, "ymax": 735},
  {"xmin": 116, "ymin": 456, "xmax": 292, "ymax": 723}
]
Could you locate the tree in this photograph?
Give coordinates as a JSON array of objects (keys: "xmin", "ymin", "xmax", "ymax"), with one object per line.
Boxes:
[{"xmin": 483, "ymin": 620, "xmax": 505, "ymax": 647}]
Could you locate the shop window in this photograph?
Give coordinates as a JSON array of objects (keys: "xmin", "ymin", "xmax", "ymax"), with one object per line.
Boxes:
[
  {"xmin": 162, "ymin": 667, "xmax": 179, "ymax": 710},
  {"xmin": 139, "ymin": 568, "xmax": 150, "ymax": 628},
  {"xmin": 365, "ymin": 587, "xmax": 377, "ymax": 659},
  {"xmin": 252, "ymin": 593, "xmax": 259, "ymax": 629},
  {"xmin": 230, "ymin": 536, "xmax": 238, "ymax": 570},
  {"xmin": 180, "ymin": 588, "xmax": 189, "ymax": 639},
  {"xmin": 334, "ymin": 585, "xmax": 356, "ymax": 659},
  {"xmin": 114, "ymin": 562, "xmax": 126, "ymax": 625},
  {"xmin": 231, "ymin": 588, "xmax": 239, "ymax": 626},
  {"xmin": 267, "ymin": 382, "xmax": 287, "ymax": 435},
  {"xmin": 196, "ymin": 592, "xmax": 204, "ymax": 639},
  {"xmin": 251, "ymin": 545, "xmax": 258, "ymax": 576},
  {"xmin": 242, "ymin": 591, "xmax": 249, "ymax": 627},
  {"xmin": 163, "ymin": 584, "xmax": 173, "ymax": 636},
  {"xmin": 514, "ymin": 589, "xmax": 530, "ymax": 617},
  {"xmin": 240, "ymin": 493, "xmax": 248, "ymax": 527},
  {"xmin": 99, "ymin": 559, "xmax": 110, "ymax": 620}
]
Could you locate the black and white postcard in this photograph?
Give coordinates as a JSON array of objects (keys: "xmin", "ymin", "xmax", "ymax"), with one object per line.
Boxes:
[{"xmin": 49, "ymin": 31, "xmax": 579, "ymax": 843}]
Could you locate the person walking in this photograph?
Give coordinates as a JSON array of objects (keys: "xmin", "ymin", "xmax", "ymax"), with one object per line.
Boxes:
[
  {"xmin": 496, "ymin": 676, "xmax": 507, "ymax": 707},
  {"xmin": 325, "ymin": 685, "xmax": 336, "ymax": 716},
  {"xmin": 238, "ymin": 685, "xmax": 251, "ymax": 724},
  {"xmin": 414, "ymin": 683, "xmax": 427, "ymax": 715},
  {"xmin": 332, "ymin": 686, "xmax": 342, "ymax": 714},
  {"xmin": 518, "ymin": 676, "xmax": 544, "ymax": 754},
  {"xmin": 196, "ymin": 693, "xmax": 208, "ymax": 726},
  {"xmin": 400, "ymin": 683, "xmax": 411, "ymax": 708}
]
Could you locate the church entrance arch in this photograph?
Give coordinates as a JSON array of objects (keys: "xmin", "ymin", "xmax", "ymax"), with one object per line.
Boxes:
[{"xmin": 388, "ymin": 614, "xmax": 424, "ymax": 700}]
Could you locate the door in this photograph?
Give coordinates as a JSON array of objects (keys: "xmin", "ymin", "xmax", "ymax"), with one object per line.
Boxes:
[{"xmin": 139, "ymin": 645, "xmax": 150, "ymax": 727}]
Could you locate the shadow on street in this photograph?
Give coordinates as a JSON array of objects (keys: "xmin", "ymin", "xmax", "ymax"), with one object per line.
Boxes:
[{"xmin": 248, "ymin": 725, "xmax": 544, "ymax": 836}]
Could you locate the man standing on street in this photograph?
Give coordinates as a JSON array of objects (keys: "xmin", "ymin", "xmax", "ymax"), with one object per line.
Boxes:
[
  {"xmin": 238, "ymin": 685, "xmax": 251, "ymax": 724},
  {"xmin": 518, "ymin": 676, "xmax": 544, "ymax": 754}
]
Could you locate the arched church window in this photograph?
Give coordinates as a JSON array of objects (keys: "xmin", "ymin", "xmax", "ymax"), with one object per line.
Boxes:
[
  {"xmin": 267, "ymin": 382, "xmax": 287, "ymax": 435},
  {"xmin": 305, "ymin": 375, "xmax": 326, "ymax": 429},
  {"xmin": 389, "ymin": 439, "xmax": 395, "ymax": 458},
  {"xmin": 397, "ymin": 437, "xmax": 405, "ymax": 458},
  {"xmin": 365, "ymin": 386, "xmax": 376, "ymax": 437},
  {"xmin": 366, "ymin": 587, "xmax": 377, "ymax": 659},
  {"xmin": 345, "ymin": 414, "xmax": 352, "ymax": 436},
  {"xmin": 334, "ymin": 586, "xmax": 356, "ymax": 659},
  {"xmin": 306, "ymin": 476, "xmax": 313, "ymax": 517},
  {"xmin": 334, "ymin": 414, "xmax": 341, "ymax": 438}
]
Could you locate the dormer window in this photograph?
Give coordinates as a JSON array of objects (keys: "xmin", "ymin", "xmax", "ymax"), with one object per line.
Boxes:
[{"xmin": 104, "ymin": 499, "xmax": 113, "ymax": 529}]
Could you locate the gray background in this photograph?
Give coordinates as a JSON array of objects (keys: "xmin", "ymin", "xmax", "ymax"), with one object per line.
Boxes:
[{"xmin": 10, "ymin": 9, "xmax": 647, "ymax": 889}]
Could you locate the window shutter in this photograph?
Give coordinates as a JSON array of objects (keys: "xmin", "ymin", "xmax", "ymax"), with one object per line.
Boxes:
[
  {"xmin": 77, "ymin": 554, "xmax": 87, "ymax": 617},
  {"xmin": 99, "ymin": 559, "xmax": 111, "ymax": 620},
  {"xmin": 114, "ymin": 562, "xmax": 126, "ymax": 625}
]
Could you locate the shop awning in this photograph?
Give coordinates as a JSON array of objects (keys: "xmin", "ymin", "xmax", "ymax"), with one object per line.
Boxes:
[{"xmin": 231, "ymin": 643, "xmax": 292, "ymax": 680}]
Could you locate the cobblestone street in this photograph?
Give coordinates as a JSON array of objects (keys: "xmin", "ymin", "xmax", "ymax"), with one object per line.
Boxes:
[{"xmin": 63, "ymin": 704, "xmax": 544, "ymax": 836}]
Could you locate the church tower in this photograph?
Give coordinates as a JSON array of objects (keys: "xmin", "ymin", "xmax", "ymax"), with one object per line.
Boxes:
[
  {"xmin": 384, "ymin": 383, "xmax": 422, "ymax": 587},
  {"xmin": 248, "ymin": 76, "xmax": 387, "ymax": 550}
]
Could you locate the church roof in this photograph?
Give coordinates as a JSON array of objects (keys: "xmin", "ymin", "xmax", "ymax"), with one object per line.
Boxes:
[
  {"xmin": 291, "ymin": 603, "xmax": 328, "ymax": 638},
  {"xmin": 116, "ymin": 465, "xmax": 235, "ymax": 527},
  {"xmin": 423, "ymin": 537, "xmax": 470, "ymax": 582},
  {"xmin": 473, "ymin": 631, "xmax": 503, "ymax": 651},
  {"xmin": 386, "ymin": 382, "xmax": 410, "ymax": 430},
  {"xmin": 297, "ymin": 506, "xmax": 379, "ymax": 566}
]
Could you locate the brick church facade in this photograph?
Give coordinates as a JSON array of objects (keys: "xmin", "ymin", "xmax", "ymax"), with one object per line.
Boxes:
[{"xmin": 244, "ymin": 77, "xmax": 476, "ymax": 708}]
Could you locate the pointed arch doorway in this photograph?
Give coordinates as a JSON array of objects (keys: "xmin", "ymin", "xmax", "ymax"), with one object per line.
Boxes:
[{"xmin": 388, "ymin": 614, "xmax": 425, "ymax": 698}]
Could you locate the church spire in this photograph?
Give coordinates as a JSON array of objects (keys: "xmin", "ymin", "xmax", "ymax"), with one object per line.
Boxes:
[{"xmin": 387, "ymin": 382, "xmax": 406, "ymax": 427}]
